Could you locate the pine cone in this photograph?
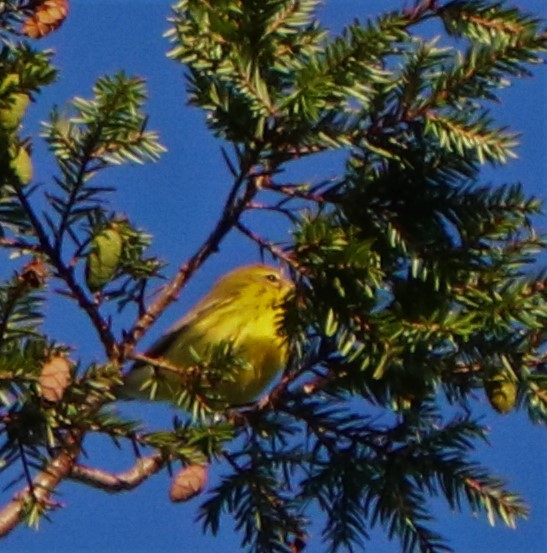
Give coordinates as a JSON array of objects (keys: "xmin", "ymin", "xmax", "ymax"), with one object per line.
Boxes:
[
  {"xmin": 21, "ymin": 0, "xmax": 69, "ymax": 39},
  {"xmin": 169, "ymin": 465, "xmax": 208, "ymax": 502},
  {"xmin": 39, "ymin": 355, "xmax": 72, "ymax": 402}
]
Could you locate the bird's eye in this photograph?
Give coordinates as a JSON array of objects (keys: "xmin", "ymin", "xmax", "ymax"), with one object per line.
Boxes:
[{"xmin": 266, "ymin": 273, "xmax": 279, "ymax": 283}]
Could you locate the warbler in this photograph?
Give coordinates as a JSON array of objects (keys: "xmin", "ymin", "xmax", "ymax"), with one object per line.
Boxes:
[{"xmin": 122, "ymin": 264, "xmax": 293, "ymax": 407}]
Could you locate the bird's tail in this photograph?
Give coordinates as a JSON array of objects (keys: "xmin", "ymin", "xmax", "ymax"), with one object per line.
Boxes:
[{"xmin": 114, "ymin": 362, "xmax": 154, "ymax": 400}]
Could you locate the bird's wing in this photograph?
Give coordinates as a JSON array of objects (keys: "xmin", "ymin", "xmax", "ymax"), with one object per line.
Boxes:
[{"xmin": 145, "ymin": 291, "xmax": 239, "ymax": 359}]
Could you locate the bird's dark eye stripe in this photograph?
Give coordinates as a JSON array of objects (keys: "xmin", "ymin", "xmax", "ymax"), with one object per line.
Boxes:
[{"xmin": 266, "ymin": 273, "xmax": 279, "ymax": 282}]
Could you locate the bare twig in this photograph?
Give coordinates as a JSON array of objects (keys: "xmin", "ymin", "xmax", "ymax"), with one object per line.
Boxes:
[
  {"xmin": 235, "ymin": 221, "xmax": 296, "ymax": 268},
  {"xmin": 69, "ymin": 452, "xmax": 166, "ymax": 492},
  {"xmin": 262, "ymin": 181, "xmax": 331, "ymax": 204},
  {"xmin": 0, "ymin": 438, "xmax": 81, "ymax": 537},
  {"xmin": 0, "ymin": 237, "xmax": 40, "ymax": 252},
  {"xmin": 405, "ymin": 0, "xmax": 438, "ymax": 21}
]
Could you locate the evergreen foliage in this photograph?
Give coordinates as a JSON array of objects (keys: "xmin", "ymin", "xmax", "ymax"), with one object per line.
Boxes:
[{"xmin": 0, "ymin": 1, "xmax": 546, "ymax": 552}]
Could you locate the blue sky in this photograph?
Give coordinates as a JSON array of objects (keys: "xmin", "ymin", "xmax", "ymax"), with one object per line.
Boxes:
[{"xmin": 2, "ymin": 1, "xmax": 546, "ymax": 552}]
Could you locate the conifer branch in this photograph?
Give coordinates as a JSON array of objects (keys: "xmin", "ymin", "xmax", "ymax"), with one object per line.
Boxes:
[
  {"xmin": 122, "ymin": 155, "xmax": 262, "ymax": 359},
  {"xmin": 14, "ymin": 188, "xmax": 119, "ymax": 359},
  {"xmin": 1, "ymin": 1, "xmax": 545, "ymax": 550}
]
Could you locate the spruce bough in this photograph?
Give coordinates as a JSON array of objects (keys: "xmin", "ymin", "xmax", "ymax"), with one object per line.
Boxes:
[{"xmin": 0, "ymin": 1, "xmax": 545, "ymax": 552}]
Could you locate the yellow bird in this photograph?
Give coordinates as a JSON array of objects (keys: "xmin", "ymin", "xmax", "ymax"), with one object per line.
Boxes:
[{"xmin": 123, "ymin": 264, "xmax": 293, "ymax": 407}]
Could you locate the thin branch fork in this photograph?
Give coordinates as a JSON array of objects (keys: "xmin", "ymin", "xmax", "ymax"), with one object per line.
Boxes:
[
  {"xmin": 0, "ymin": 445, "xmax": 170, "ymax": 535},
  {"xmin": 122, "ymin": 161, "xmax": 262, "ymax": 359}
]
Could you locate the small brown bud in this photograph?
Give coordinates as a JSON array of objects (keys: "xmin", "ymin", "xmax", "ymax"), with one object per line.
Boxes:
[
  {"xmin": 289, "ymin": 535, "xmax": 307, "ymax": 553},
  {"xmin": 19, "ymin": 257, "xmax": 48, "ymax": 289},
  {"xmin": 284, "ymin": 531, "xmax": 308, "ymax": 553}
]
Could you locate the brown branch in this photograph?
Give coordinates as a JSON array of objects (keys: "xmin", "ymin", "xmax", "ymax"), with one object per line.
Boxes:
[
  {"xmin": 235, "ymin": 221, "xmax": 296, "ymax": 268},
  {"xmin": 0, "ymin": 237, "xmax": 40, "ymax": 252},
  {"xmin": 236, "ymin": 351, "xmax": 337, "ymax": 417},
  {"xmin": 0, "ymin": 438, "xmax": 81, "ymax": 537},
  {"xmin": 0, "ymin": 153, "xmax": 263, "ymax": 533},
  {"xmin": 13, "ymin": 187, "xmax": 119, "ymax": 359},
  {"xmin": 262, "ymin": 181, "xmax": 331, "ymax": 204},
  {"xmin": 122, "ymin": 168, "xmax": 261, "ymax": 360},
  {"xmin": 69, "ymin": 452, "xmax": 166, "ymax": 492},
  {"xmin": 405, "ymin": 0, "xmax": 438, "ymax": 22}
]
